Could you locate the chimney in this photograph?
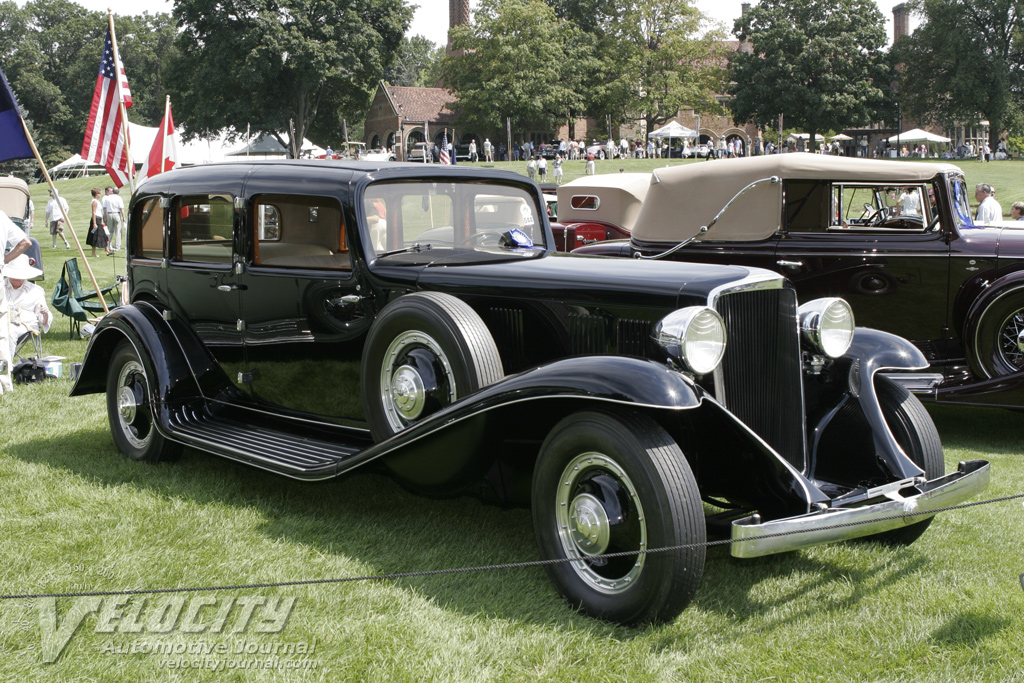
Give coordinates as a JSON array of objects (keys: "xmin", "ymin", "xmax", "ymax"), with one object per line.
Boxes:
[
  {"xmin": 893, "ymin": 3, "xmax": 910, "ymax": 42},
  {"xmin": 741, "ymin": 3, "xmax": 751, "ymax": 15}
]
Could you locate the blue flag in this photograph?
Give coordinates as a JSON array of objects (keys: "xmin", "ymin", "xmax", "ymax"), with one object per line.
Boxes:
[{"xmin": 0, "ymin": 67, "xmax": 34, "ymax": 162}]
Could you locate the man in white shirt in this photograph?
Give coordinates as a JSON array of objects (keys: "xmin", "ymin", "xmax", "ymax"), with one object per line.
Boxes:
[
  {"xmin": 45, "ymin": 189, "xmax": 70, "ymax": 248},
  {"xmin": 974, "ymin": 183, "xmax": 1002, "ymax": 225},
  {"xmin": 103, "ymin": 186, "xmax": 126, "ymax": 252},
  {"xmin": 1, "ymin": 209, "xmax": 33, "ymax": 393}
]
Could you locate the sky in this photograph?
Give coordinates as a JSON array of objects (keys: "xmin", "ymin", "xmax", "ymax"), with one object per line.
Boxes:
[{"xmin": 59, "ymin": 0, "xmax": 917, "ymax": 47}]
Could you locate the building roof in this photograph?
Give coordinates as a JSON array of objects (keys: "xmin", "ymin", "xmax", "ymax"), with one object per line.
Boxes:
[{"xmin": 383, "ymin": 84, "xmax": 458, "ymax": 125}]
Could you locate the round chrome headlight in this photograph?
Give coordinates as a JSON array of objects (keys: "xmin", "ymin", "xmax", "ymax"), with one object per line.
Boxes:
[
  {"xmin": 799, "ymin": 298, "xmax": 855, "ymax": 358},
  {"xmin": 654, "ymin": 306, "xmax": 727, "ymax": 375}
]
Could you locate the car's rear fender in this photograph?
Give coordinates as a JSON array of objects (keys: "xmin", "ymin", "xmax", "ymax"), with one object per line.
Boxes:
[{"xmin": 69, "ymin": 302, "xmax": 230, "ymax": 405}]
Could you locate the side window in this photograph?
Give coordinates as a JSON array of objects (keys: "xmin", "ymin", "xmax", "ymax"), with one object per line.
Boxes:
[
  {"xmin": 252, "ymin": 194, "xmax": 348, "ymax": 269},
  {"xmin": 132, "ymin": 197, "xmax": 163, "ymax": 259},
  {"xmin": 175, "ymin": 194, "xmax": 234, "ymax": 263},
  {"xmin": 785, "ymin": 180, "xmax": 830, "ymax": 232}
]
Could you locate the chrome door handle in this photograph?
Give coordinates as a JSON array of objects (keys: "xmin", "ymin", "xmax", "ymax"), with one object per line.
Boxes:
[
  {"xmin": 217, "ymin": 284, "xmax": 245, "ymax": 291},
  {"xmin": 776, "ymin": 260, "xmax": 803, "ymax": 268}
]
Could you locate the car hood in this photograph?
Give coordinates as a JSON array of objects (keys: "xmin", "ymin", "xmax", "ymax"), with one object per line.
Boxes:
[{"xmin": 415, "ymin": 250, "xmax": 774, "ymax": 309}]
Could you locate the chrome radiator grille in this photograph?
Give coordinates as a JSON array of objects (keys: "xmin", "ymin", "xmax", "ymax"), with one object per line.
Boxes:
[{"xmin": 713, "ymin": 285, "xmax": 806, "ymax": 470}]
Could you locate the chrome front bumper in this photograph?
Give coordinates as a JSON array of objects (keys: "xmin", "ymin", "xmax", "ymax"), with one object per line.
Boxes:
[{"xmin": 730, "ymin": 460, "xmax": 990, "ymax": 558}]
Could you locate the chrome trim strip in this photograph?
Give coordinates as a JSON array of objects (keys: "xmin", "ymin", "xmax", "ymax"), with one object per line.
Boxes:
[
  {"xmin": 730, "ymin": 460, "xmax": 990, "ymax": 558},
  {"xmin": 706, "ymin": 271, "xmax": 786, "ymax": 310},
  {"xmin": 880, "ymin": 371, "xmax": 944, "ymax": 393}
]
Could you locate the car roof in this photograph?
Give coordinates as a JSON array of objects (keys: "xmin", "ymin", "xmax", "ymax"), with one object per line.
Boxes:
[
  {"xmin": 0, "ymin": 175, "xmax": 30, "ymax": 217},
  {"xmin": 633, "ymin": 155, "xmax": 963, "ymax": 243},
  {"xmin": 556, "ymin": 173, "xmax": 651, "ymax": 231}
]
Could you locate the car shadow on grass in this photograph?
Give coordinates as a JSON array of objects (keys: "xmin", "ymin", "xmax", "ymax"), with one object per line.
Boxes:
[{"xmin": 4, "ymin": 428, "xmax": 938, "ymax": 635}]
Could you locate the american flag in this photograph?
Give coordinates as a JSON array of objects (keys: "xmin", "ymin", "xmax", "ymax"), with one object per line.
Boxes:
[
  {"xmin": 439, "ymin": 131, "xmax": 451, "ymax": 165},
  {"xmin": 81, "ymin": 27, "xmax": 133, "ymax": 187}
]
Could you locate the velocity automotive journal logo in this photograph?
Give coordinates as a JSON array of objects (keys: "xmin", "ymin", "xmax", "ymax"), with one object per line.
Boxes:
[{"xmin": 37, "ymin": 594, "xmax": 298, "ymax": 664}]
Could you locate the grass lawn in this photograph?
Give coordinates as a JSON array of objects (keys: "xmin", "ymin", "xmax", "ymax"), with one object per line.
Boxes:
[{"xmin": 0, "ymin": 161, "xmax": 1021, "ymax": 680}]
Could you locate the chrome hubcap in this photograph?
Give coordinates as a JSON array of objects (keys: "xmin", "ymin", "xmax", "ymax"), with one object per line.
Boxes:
[
  {"xmin": 390, "ymin": 365, "xmax": 426, "ymax": 420},
  {"xmin": 116, "ymin": 359, "xmax": 151, "ymax": 450},
  {"xmin": 556, "ymin": 452, "xmax": 646, "ymax": 594},
  {"xmin": 380, "ymin": 331, "xmax": 456, "ymax": 433},
  {"xmin": 569, "ymin": 493, "xmax": 611, "ymax": 556}
]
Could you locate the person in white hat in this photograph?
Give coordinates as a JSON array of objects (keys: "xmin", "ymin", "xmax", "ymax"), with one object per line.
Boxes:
[
  {"xmin": 1, "ymin": 208, "xmax": 33, "ymax": 393},
  {"xmin": 4, "ymin": 253, "xmax": 50, "ymax": 358}
]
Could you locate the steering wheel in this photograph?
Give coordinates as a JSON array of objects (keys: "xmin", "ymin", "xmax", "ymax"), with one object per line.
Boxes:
[{"xmin": 867, "ymin": 208, "xmax": 888, "ymax": 226}]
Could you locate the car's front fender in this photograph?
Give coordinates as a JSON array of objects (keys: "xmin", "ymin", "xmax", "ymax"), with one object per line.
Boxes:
[{"xmin": 812, "ymin": 327, "xmax": 930, "ymax": 481}]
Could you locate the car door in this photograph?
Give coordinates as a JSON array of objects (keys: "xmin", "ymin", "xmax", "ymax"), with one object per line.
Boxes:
[
  {"xmin": 165, "ymin": 192, "xmax": 252, "ymax": 403},
  {"xmin": 772, "ymin": 179, "xmax": 951, "ymax": 346},
  {"xmin": 235, "ymin": 190, "xmax": 372, "ymax": 428}
]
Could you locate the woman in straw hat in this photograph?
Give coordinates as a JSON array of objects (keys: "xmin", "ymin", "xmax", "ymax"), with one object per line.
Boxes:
[{"xmin": 3, "ymin": 254, "xmax": 50, "ymax": 358}]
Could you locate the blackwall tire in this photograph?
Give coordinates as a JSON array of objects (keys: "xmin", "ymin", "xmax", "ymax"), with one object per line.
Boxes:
[
  {"xmin": 869, "ymin": 375, "xmax": 943, "ymax": 545},
  {"xmin": 105, "ymin": 341, "xmax": 182, "ymax": 463},
  {"xmin": 973, "ymin": 290, "xmax": 1024, "ymax": 378},
  {"xmin": 361, "ymin": 292, "xmax": 503, "ymax": 443},
  {"xmin": 532, "ymin": 410, "xmax": 705, "ymax": 625}
]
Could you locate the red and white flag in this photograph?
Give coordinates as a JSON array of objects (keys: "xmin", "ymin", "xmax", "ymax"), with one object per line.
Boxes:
[
  {"xmin": 81, "ymin": 26, "xmax": 134, "ymax": 187},
  {"xmin": 139, "ymin": 98, "xmax": 178, "ymax": 180},
  {"xmin": 439, "ymin": 130, "xmax": 451, "ymax": 165}
]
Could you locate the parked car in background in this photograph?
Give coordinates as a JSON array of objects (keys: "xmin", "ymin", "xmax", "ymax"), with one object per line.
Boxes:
[
  {"xmin": 362, "ymin": 148, "xmax": 395, "ymax": 162},
  {"xmin": 573, "ymin": 155, "xmax": 1024, "ymax": 408},
  {"xmin": 407, "ymin": 142, "xmax": 432, "ymax": 162},
  {"xmin": 548, "ymin": 174, "xmax": 647, "ymax": 251},
  {"xmin": 71, "ymin": 160, "xmax": 987, "ymax": 624},
  {"xmin": 1, "ymin": 175, "xmax": 42, "ymax": 275},
  {"xmin": 585, "ymin": 140, "xmax": 617, "ymax": 160},
  {"xmin": 682, "ymin": 144, "xmax": 711, "ymax": 159}
]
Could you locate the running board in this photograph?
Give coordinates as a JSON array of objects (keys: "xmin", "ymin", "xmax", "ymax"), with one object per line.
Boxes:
[{"xmin": 164, "ymin": 405, "xmax": 360, "ymax": 480}]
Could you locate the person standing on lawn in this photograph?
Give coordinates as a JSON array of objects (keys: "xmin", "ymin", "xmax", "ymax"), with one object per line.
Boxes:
[
  {"xmin": 0, "ymin": 209, "xmax": 33, "ymax": 393},
  {"xmin": 45, "ymin": 188, "xmax": 70, "ymax": 249},
  {"xmin": 103, "ymin": 186, "xmax": 126, "ymax": 252}
]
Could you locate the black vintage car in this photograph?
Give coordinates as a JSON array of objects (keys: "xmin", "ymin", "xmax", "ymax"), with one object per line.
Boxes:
[
  {"xmin": 572, "ymin": 155, "xmax": 1024, "ymax": 408},
  {"xmin": 71, "ymin": 161, "xmax": 988, "ymax": 625}
]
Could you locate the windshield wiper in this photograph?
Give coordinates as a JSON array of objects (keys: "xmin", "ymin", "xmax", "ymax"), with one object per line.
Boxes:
[{"xmin": 377, "ymin": 243, "xmax": 432, "ymax": 258}]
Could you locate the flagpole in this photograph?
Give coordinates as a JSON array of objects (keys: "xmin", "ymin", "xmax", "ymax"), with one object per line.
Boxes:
[
  {"xmin": 163, "ymin": 95, "xmax": 170, "ymax": 172},
  {"xmin": 16, "ymin": 117, "xmax": 109, "ymax": 314},
  {"xmin": 108, "ymin": 11, "xmax": 136, "ymax": 194}
]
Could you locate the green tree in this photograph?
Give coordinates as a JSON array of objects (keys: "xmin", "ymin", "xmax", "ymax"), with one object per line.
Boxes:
[
  {"xmin": 1, "ymin": 0, "xmax": 176, "ymax": 166},
  {"xmin": 167, "ymin": 0, "xmax": 411, "ymax": 158},
  {"xmin": 441, "ymin": 0, "xmax": 586, "ymax": 138},
  {"xmin": 608, "ymin": 0, "xmax": 727, "ymax": 135},
  {"xmin": 728, "ymin": 0, "xmax": 892, "ymax": 149},
  {"xmin": 384, "ymin": 35, "xmax": 440, "ymax": 87},
  {"xmin": 893, "ymin": 0, "xmax": 1024, "ymax": 151}
]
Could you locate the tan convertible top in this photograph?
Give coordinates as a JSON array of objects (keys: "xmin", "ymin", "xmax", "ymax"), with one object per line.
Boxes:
[
  {"xmin": 633, "ymin": 155, "xmax": 963, "ymax": 243},
  {"xmin": 556, "ymin": 173, "xmax": 650, "ymax": 231},
  {"xmin": 0, "ymin": 176, "xmax": 30, "ymax": 220}
]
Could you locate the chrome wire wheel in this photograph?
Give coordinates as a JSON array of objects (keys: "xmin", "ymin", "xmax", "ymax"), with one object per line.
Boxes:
[
  {"xmin": 997, "ymin": 306, "xmax": 1024, "ymax": 372},
  {"xmin": 555, "ymin": 452, "xmax": 647, "ymax": 594},
  {"xmin": 115, "ymin": 358, "xmax": 153, "ymax": 451},
  {"xmin": 379, "ymin": 330, "xmax": 457, "ymax": 433}
]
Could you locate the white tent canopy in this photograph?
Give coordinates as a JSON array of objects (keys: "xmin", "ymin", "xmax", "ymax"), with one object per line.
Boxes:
[
  {"xmin": 648, "ymin": 121, "xmax": 698, "ymax": 139},
  {"xmin": 48, "ymin": 124, "xmax": 326, "ymax": 178},
  {"xmin": 888, "ymin": 128, "xmax": 951, "ymax": 144},
  {"xmin": 788, "ymin": 133, "xmax": 825, "ymax": 141},
  {"xmin": 830, "ymin": 134, "xmax": 853, "ymax": 141}
]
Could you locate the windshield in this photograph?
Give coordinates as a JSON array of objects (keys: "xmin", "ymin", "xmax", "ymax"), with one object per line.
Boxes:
[
  {"xmin": 949, "ymin": 175, "xmax": 974, "ymax": 229},
  {"xmin": 364, "ymin": 181, "xmax": 546, "ymax": 256}
]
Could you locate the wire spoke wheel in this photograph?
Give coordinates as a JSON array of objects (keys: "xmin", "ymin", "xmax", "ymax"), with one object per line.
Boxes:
[{"xmin": 997, "ymin": 307, "xmax": 1024, "ymax": 372}]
